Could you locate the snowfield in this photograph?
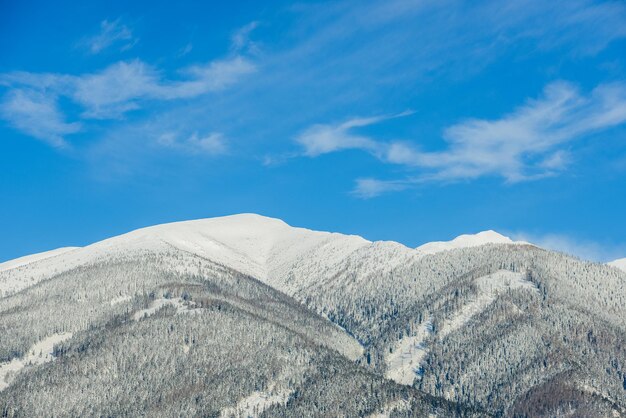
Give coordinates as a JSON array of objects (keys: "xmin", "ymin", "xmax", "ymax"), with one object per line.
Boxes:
[
  {"xmin": 133, "ymin": 297, "xmax": 200, "ymax": 321},
  {"xmin": 109, "ymin": 294, "xmax": 132, "ymax": 306},
  {"xmin": 385, "ymin": 319, "xmax": 433, "ymax": 385},
  {"xmin": 219, "ymin": 383, "xmax": 292, "ymax": 418},
  {"xmin": 0, "ymin": 333, "xmax": 73, "ymax": 392}
]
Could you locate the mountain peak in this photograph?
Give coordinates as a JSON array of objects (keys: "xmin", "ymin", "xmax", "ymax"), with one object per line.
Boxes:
[
  {"xmin": 91, "ymin": 213, "xmax": 371, "ymax": 282},
  {"xmin": 416, "ymin": 230, "xmax": 519, "ymax": 254}
]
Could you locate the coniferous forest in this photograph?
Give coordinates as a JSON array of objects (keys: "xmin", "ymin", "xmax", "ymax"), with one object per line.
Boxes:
[{"xmin": 1, "ymin": 215, "xmax": 625, "ymax": 417}]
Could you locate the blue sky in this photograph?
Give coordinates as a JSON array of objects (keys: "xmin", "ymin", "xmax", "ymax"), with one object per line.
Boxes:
[{"xmin": 2, "ymin": 0, "xmax": 626, "ymax": 262}]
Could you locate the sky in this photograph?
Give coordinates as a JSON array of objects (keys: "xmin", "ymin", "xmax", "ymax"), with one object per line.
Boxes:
[{"xmin": 1, "ymin": 0, "xmax": 626, "ymax": 263}]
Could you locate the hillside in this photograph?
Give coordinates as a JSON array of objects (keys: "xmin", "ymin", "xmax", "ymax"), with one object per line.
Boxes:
[{"xmin": 1, "ymin": 214, "xmax": 625, "ymax": 417}]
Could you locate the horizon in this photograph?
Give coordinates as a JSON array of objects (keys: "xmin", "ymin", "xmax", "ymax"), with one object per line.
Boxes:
[{"xmin": 2, "ymin": 0, "xmax": 626, "ymax": 263}]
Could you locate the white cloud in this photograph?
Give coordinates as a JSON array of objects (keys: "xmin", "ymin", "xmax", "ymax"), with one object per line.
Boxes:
[
  {"xmin": 296, "ymin": 116, "xmax": 384, "ymax": 156},
  {"xmin": 296, "ymin": 111, "xmax": 413, "ymax": 157},
  {"xmin": 165, "ymin": 56, "xmax": 256, "ymax": 99},
  {"xmin": 297, "ymin": 82, "xmax": 626, "ymax": 195},
  {"xmin": 0, "ymin": 89, "xmax": 80, "ymax": 147},
  {"xmin": 83, "ymin": 18, "xmax": 137, "ymax": 54},
  {"xmin": 71, "ymin": 57, "xmax": 255, "ymax": 118},
  {"xmin": 0, "ymin": 56, "xmax": 255, "ymax": 140},
  {"xmin": 352, "ymin": 178, "xmax": 409, "ymax": 198},
  {"xmin": 420, "ymin": 81, "xmax": 626, "ymax": 182},
  {"xmin": 231, "ymin": 22, "xmax": 260, "ymax": 54},
  {"xmin": 72, "ymin": 60, "xmax": 161, "ymax": 118},
  {"xmin": 158, "ymin": 131, "xmax": 227, "ymax": 155}
]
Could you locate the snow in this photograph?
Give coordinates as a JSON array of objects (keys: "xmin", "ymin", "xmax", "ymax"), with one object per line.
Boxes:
[
  {"xmin": 385, "ymin": 319, "xmax": 433, "ymax": 386},
  {"xmin": 0, "ymin": 247, "xmax": 79, "ymax": 272},
  {"xmin": 219, "ymin": 383, "xmax": 292, "ymax": 418},
  {"xmin": 0, "ymin": 214, "xmax": 371, "ymax": 298},
  {"xmin": 0, "ymin": 332, "xmax": 73, "ymax": 391},
  {"xmin": 608, "ymin": 257, "xmax": 626, "ymax": 272},
  {"xmin": 279, "ymin": 240, "xmax": 422, "ymax": 305},
  {"xmin": 580, "ymin": 384, "xmax": 626, "ymax": 416},
  {"xmin": 109, "ymin": 295, "xmax": 132, "ymax": 306},
  {"xmin": 0, "ymin": 247, "xmax": 81, "ymax": 297},
  {"xmin": 108, "ymin": 213, "xmax": 370, "ymax": 282},
  {"xmin": 132, "ymin": 297, "xmax": 198, "ymax": 321},
  {"xmin": 0, "ymin": 215, "xmax": 532, "ymax": 308},
  {"xmin": 319, "ymin": 312, "xmax": 364, "ymax": 361},
  {"xmin": 417, "ymin": 230, "xmax": 526, "ymax": 254},
  {"xmin": 439, "ymin": 270, "xmax": 539, "ymax": 338},
  {"xmin": 366, "ymin": 398, "xmax": 410, "ymax": 418},
  {"xmin": 380, "ymin": 271, "xmax": 540, "ymax": 396}
]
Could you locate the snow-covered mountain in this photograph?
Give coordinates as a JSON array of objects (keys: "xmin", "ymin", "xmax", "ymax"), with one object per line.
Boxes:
[
  {"xmin": 0, "ymin": 214, "xmax": 527, "ymax": 298},
  {"xmin": 0, "ymin": 214, "xmax": 368, "ymax": 297},
  {"xmin": 0, "ymin": 247, "xmax": 79, "ymax": 273},
  {"xmin": 1, "ymin": 214, "xmax": 625, "ymax": 417},
  {"xmin": 416, "ymin": 230, "xmax": 526, "ymax": 254},
  {"xmin": 608, "ymin": 257, "xmax": 626, "ymax": 272}
]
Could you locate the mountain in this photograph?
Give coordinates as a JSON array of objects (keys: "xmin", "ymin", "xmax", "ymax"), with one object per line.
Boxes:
[
  {"xmin": 0, "ymin": 214, "xmax": 370, "ymax": 297},
  {"xmin": 1, "ymin": 214, "xmax": 625, "ymax": 417},
  {"xmin": 609, "ymin": 257, "xmax": 626, "ymax": 272},
  {"xmin": 0, "ymin": 247, "xmax": 79, "ymax": 273},
  {"xmin": 416, "ymin": 230, "xmax": 525, "ymax": 254}
]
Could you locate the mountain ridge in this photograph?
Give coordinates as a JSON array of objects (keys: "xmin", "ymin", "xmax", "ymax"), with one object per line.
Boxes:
[
  {"xmin": 0, "ymin": 214, "xmax": 534, "ymax": 300},
  {"xmin": 1, "ymin": 214, "xmax": 625, "ymax": 417}
]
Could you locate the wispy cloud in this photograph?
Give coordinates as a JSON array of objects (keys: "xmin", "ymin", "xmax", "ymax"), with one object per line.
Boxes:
[
  {"xmin": 157, "ymin": 131, "xmax": 227, "ymax": 155},
  {"xmin": 296, "ymin": 111, "xmax": 413, "ymax": 157},
  {"xmin": 485, "ymin": 0, "xmax": 626, "ymax": 55},
  {"xmin": 277, "ymin": 0, "xmax": 626, "ymax": 94},
  {"xmin": 177, "ymin": 43, "xmax": 193, "ymax": 58},
  {"xmin": 297, "ymin": 116, "xmax": 384, "ymax": 157},
  {"xmin": 4, "ymin": 1, "xmax": 625, "ymax": 169},
  {"xmin": 231, "ymin": 21, "xmax": 260, "ymax": 55},
  {"xmin": 166, "ymin": 57, "xmax": 255, "ymax": 99},
  {"xmin": 0, "ymin": 56, "xmax": 255, "ymax": 140},
  {"xmin": 71, "ymin": 57, "xmax": 255, "ymax": 118},
  {"xmin": 388, "ymin": 82, "xmax": 626, "ymax": 182},
  {"xmin": 297, "ymin": 82, "xmax": 626, "ymax": 197},
  {"xmin": 0, "ymin": 89, "xmax": 80, "ymax": 147},
  {"xmin": 71, "ymin": 60, "xmax": 160, "ymax": 118},
  {"xmin": 352, "ymin": 178, "xmax": 410, "ymax": 198},
  {"xmin": 82, "ymin": 18, "xmax": 137, "ymax": 54}
]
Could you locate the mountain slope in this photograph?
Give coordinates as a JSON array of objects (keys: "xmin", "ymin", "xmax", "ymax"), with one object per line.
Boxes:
[
  {"xmin": 1, "ymin": 214, "xmax": 625, "ymax": 417},
  {"xmin": 0, "ymin": 214, "xmax": 369, "ymax": 298},
  {"xmin": 0, "ymin": 247, "xmax": 79, "ymax": 272},
  {"xmin": 0, "ymin": 259, "xmax": 467, "ymax": 417}
]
